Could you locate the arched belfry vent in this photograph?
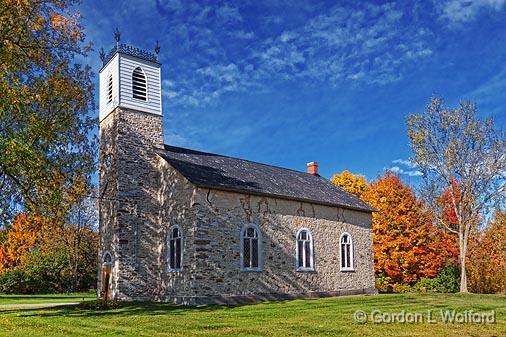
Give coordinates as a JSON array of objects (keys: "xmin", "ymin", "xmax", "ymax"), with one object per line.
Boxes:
[
  {"xmin": 107, "ymin": 73, "xmax": 113, "ymax": 104},
  {"xmin": 132, "ymin": 67, "xmax": 147, "ymax": 101}
]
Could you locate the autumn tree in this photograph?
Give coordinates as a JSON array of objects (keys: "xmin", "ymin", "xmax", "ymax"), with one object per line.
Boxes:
[
  {"xmin": 467, "ymin": 210, "xmax": 506, "ymax": 294},
  {"xmin": 362, "ymin": 171, "xmax": 455, "ymax": 290},
  {"xmin": 0, "ymin": 213, "xmax": 46, "ymax": 271},
  {"xmin": 407, "ymin": 97, "xmax": 506, "ymax": 292},
  {"xmin": 0, "ymin": 177, "xmax": 98, "ymax": 292},
  {"xmin": 0, "ymin": 0, "xmax": 96, "ymax": 223},
  {"xmin": 331, "ymin": 170, "xmax": 368, "ymax": 198},
  {"xmin": 59, "ymin": 190, "xmax": 98, "ymax": 291}
]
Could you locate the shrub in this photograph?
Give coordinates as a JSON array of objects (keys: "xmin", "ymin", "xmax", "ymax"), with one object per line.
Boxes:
[
  {"xmin": 0, "ymin": 251, "xmax": 69, "ymax": 294},
  {"xmin": 413, "ymin": 263, "xmax": 460, "ymax": 293},
  {"xmin": 0, "ymin": 268, "xmax": 32, "ymax": 294}
]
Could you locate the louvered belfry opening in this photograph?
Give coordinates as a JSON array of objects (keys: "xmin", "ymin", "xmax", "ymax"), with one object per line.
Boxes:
[
  {"xmin": 132, "ymin": 67, "xmax": 147, "ymax": 100},
  {"xmin": 107, "ymin": 74, "xmax": 113, "ymax": 104}
]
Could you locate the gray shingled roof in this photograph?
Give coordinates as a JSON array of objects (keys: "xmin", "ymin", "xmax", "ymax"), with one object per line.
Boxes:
[{"xmin": 158, "ymin": 145, "xmax": 375, "ymax": 213}]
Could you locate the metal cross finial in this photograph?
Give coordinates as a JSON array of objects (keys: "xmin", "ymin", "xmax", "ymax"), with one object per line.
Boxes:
[
  {"xmin": 114, "ymin": 28, "xmax": 121, "ymax": 44},
  {"xmin": 154, "ymin": 40, "xmax": 160, "ymax": 55},
  {"xmin": 99, "ymin": 47, "xmax": 106, "ymax": 64}
]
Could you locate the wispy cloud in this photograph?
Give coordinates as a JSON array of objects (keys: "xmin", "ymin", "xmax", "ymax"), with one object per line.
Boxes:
[
  {"xmin": 390, "ymin": 166, "xmax": 423, "ymax": 177},
  {"xmin": 392, "ymin": 159, "xmax": 418, "ymax": 169},
  {"xmin": 388, "ymin": 159, "xmax": 423, "ymax": 177},
  {"xmin": 155, "ymin": 2, "xmax": 436, "ymax": 107},
  {"xmin": 438, "ymin": 0, "xmax": 506, "ymax": 25}
]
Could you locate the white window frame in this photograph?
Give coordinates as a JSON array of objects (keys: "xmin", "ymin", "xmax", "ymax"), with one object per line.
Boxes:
[
  {"xmin": 296, "ymin": 228, "xmax": 314, "ymax": 272},
  {"xmin": 240, "ymin": 223, "xmax": 263, "ymax": 272},
  {"xmin": 167, "ymin": 225, "xmax": 183, "ymax": 272},
  {"xmin": 339, "ymin": 232, "xmax": 354, "ymax": 271},
  {"xmin": 132, "ymin": 66, "xmax": 148, "ymax": 102}
]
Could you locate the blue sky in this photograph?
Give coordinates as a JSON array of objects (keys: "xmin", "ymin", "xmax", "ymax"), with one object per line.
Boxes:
[{"xmin": 79, "ymin": 0, "xmax": 506, "ymax": 182}]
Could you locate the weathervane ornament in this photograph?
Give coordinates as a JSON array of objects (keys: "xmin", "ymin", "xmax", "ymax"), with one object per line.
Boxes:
[
  {"xmin": 154, "ymin": 40, "xmax": 160, "ymax": 61},
  {"xmin": 114, "ymin": 28, "xmax": 121, "ymax": 45},
  {"xmin": 99, "ymin": 47, "xmax": 106, "ymax": 64}
]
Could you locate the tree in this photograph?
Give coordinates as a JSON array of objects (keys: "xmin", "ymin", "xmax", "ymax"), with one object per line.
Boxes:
[
  {"xmin": 0, "ymin": 213, "xmax": 45, "ymax": 271},
  {"xmin": 60, "ymin": 189, "xmax": 99, "ymax": 291},
  {"xmin": 467, "ymin": 209, "xmax": 506, "ymax": 293},
  {"xmin": 0, "ymin": 0, "xmax": 96, "ymax": 224},
  {"xmin": 407, "ymin": 97, "xmax": 506, "ymax": 292},
  {"xmin": 331, "ymin": 170, "xmax": 368, "ymax": 198},
  {"xmin": 362, "ymin": 171, "xmax": 456, "ymax": 290}
]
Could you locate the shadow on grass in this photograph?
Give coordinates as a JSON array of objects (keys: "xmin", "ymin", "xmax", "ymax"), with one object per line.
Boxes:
[
  {"xmin": 11, "ymin": 293, "xmax": 499, "ymax": 319},
  {"xmin": 11, "ymin": 294, "xmax": 387, "ymax": 318},
  {"xmin": 12, "ymin": 301, "xmax": 247, "ymax": 318}
]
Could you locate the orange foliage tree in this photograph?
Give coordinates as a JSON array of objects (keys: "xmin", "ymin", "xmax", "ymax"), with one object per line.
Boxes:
[
  {"xmin": 362, "ymin": 171, "xmax": 456, "ymax": 290},
  {"xmin": 331, "ymin": 170, "xmax": 368, "ymax": 198},
  {"xmin": 467, "ymin": 210, "xmax": 506, "ymax": 293},
  {"xmin": 0, "ymin": 213, "xmax": 47, "ymax": 271}
]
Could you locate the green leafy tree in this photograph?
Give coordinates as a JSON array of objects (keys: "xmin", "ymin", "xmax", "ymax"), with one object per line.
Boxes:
[
  {"xmin": 0, "ymin": 0, "xmax": 96, "ymax": 223},
  {"xmin": 407, "ymin": 97, "xmax": 506, "ymax": 292}
]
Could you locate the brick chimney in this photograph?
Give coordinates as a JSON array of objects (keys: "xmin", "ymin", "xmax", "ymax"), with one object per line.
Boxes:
[{"xmin": 307, "ymin": 162, "xmax": 318, "ymax": 175}]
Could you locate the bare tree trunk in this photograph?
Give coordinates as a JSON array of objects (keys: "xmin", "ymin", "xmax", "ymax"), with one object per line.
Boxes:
[
  {"xmin": 460, "ymin": 258, "xmax": 468, "ymax": 292},
  {"xmin": 459, "ymin": 229, "xmax": 468, "ymax": 292}
]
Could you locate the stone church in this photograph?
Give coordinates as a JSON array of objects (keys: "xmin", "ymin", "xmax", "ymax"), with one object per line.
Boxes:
[{"xmin": 98, "ymin": 38, "xmax": 377, "ymax": 305}]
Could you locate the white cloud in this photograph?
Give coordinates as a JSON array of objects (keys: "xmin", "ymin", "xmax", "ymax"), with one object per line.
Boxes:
[
  {"xmin": 388, "ymin": 159, "xmax": 423, "ymax": 177},
  {"xmin": 215, "ymin": 4, "xmax": 242, "ymax": 23},
  {"xmin": 390, "ymin": 166, "xmax": 423, "ymax": 177},
  {"xmin": 247, "ymin": 2, "xmax": 433, "ymax": 87},
  {"xmin": 392, "ymin": 159, "xmax": 418, "ymax": 169},
  {"xmin": 438, "ymin": 0, "xmax": 506, "ymax": 24},
  {"xmin": 159, "ymin": 2, "xmax": 437, "ymax": 107}
]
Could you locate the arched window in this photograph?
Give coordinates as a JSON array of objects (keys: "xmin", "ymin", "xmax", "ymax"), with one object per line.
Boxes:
[
  {"xmin": 107, "ymin": 73, "xmax": 113, "ymax": 104},
  {"xmin": 340, "ymin": 233, "xmax": 354, "ymax": 271},
  {"xmin": 132, "ymin": 67, "xmax": 147, "ymax": 101},
  {"xmin": 168, "ymin": 226, "xmax": 183, "ymax": 271},
  {"xmin": 240, "ymin": 224, "xmax": 262, "ymax": 271},
  {"xmin": 296, "ymin": 228, "xmax": 314, "ymax": 271},
  {"xmin": 102, "ymin": 251, "xmax": 112, "ymax": 264}
]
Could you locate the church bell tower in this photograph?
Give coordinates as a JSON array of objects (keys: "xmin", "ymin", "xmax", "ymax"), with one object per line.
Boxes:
[{"xmin": 98, "ymin": 30, "xmax": 164, "ymax": 300}]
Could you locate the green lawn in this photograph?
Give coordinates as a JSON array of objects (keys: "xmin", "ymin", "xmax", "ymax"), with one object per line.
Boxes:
[
  {"xmin": 0, "ymin": 291, "xmax": 96, "ymax": 305},
  {"xmin": 0, "ymin": 293, "xmax": 504, "ymax": 336}
]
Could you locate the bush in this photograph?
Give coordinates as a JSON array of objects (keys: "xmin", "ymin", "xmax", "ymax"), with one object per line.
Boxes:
[
  {"xmin": 413, "ymin": 263, "xmax": 460, "ymax": 293},
  {"xmin": 0, "ymin": 268, "xmax": 32, "ymax": 294},
  {"xmin": 0, "ymin": 251, "xmax": 68, "ymax": 294}
]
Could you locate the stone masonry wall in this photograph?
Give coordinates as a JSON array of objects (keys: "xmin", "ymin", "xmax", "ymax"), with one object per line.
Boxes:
[
  {"xmin": 99, "ymin": 107, "xmax": 164, "ymax": 300},
  {"xmin": 99, "ymin": 107, "xmax": 376, "ymax": 304},
  {"xmin": 154, "ymin": 163, "xmax": 376, "ymax": 304}
]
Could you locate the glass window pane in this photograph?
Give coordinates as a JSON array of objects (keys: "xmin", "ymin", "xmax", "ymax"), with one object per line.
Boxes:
[
  {"xmin": 251, "ymin": 239, "xmax": 258, "ymax": 268},
  {"xmin": 298, "ymin": 240, "xmax": 303, "ymax": 267},
  {"xmin": 173, "ymin": 227, "xmax": 180, "ymax": 238},
  {"xmin": 170, "ymin": 239, "xmax": 175, "ymax": 269},
  {"xmin": 175, "ymin": 238, "xmax": 181, "ymax": 269},
  {"xmin": 346, "ymin": 244, "xmax": 351, "ymax": 268},
  {"xmin": 341, "ymin": 243, "xmax": 346, "ymax": 268},
  {"xmin": 243, "ymin": 238, "xmax": 250, "ymax": 268},
  {"xmin": 305, "ymin": 241, "xmax": 311, "ymax": 268}
]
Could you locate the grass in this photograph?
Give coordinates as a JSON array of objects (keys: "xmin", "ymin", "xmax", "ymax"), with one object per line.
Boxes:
[
  {"xmin": 0, "ymin": 293, "xmax": 504, "ymax": 336},
  {"xmin": 0, "ymin": 291, "xmax": 96, "ymax": 305}
]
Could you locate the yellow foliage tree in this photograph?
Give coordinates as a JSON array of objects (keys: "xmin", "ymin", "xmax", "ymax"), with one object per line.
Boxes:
[
  {"xmin": 467, "ymin": 210, "xmax": 506, "ymax": 293},
  {"xmin": 331, "ymin": 170, "xmax": 368, "ymax": 198}
]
